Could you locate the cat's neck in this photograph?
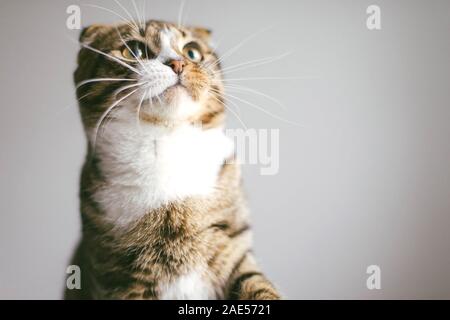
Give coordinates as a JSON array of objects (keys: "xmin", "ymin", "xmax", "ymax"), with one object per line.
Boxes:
[{"xmin": 89, "ymin": 108, "xmax": 234, "ymax": 227}]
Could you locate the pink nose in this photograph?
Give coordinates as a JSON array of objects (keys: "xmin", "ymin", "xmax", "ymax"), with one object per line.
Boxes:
[{"xmin": 167, "ymin": 60, "xmax": 185, "ymax": 74}]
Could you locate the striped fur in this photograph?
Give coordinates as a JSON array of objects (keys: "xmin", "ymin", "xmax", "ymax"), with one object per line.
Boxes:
[{"xmin": 66, "ymin": 20, "xmax": 280, "ymax": 300}]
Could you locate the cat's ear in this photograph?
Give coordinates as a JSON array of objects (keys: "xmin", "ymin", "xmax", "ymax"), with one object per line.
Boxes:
[
  {"xmin": 79, "ymin": 24, "xmax": 108, "ymax": 45},
  {"xmin": 189, "ymin": 27, "xmax": 212, "ymax": 44}
]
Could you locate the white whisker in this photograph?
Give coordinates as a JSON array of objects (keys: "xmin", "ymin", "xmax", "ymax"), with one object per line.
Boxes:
[
  {"xmin": 224, "ymin": 76, "xmax": 317, "ymax": 81},
  {"xmin": 83, "ymin": 4, "xmax": 138, "ymax": 32},
  {"xmin": 113, "ymin": 81, "xmax": 149, "ymax": 99},
  {"xmin": 224, "ymin": 84, "xmax": 287, "ymax": 110},
  {"xmin": 113, "ymin": 0, "xmax": 141, "ymax": 31},
  {"xmin": 208, "ymin": 90, "xmax": 248, "ymax": 129},
  {"xmin": 219, "ymin": 52, "xmax": 292, "ymax": 75},
  {"xmin": 114, "ymin": 26, "xmax": 149, "ymax": 72},
  {"xmin": 54, "ymin": 92, "xmax": 94, "ymax": 117},
  {"xmin": 80, "ymin": 42, "xmax": 142, "ymax": 75},
  {"xmin": 92, "ymin": 88, "xmax": 140, "ymax": 153},
  {"xmin": 221, "ymin": 91, "xmax": 303, "ymax": 127},
  {"xmin": 131, "ymin": 0, "xmax": 145, "ymax": 31},
  {"xmin": 181, "ymin": 1, "xmax": 190, "ymax": 26},
  {"xmin": 142, "ymin": 0, "xmax": 148, "ymax": 28},
  {"xmin": 76, "ymin": 78, "xmax": 137, "ymax": 89},
  {"xmin": 136, "ymin": 89, "xmax": 148, "ymax": 134},
  {"xmin": 207, "ymin": 25, "xmax": 275, "ymax": 70},
  {"xmin": 177, "ymin": 0, "xmax": 186, "ymax": 28}
]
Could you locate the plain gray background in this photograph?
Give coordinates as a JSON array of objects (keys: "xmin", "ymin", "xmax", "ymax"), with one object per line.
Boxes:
[{"xmin": 1, "ymin": 0, "xmax": 449, "ymax": 299}]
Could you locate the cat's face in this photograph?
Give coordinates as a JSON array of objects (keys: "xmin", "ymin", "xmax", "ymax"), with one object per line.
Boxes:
[{"xmin": 75, "ymin": 20, "xmax": 225, "ymax": 139}]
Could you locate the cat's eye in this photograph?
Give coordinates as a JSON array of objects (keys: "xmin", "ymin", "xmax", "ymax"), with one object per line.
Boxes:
[
  {"xmin": 183, "ymin": 42, "xmax": 203, "ymax": 63},
  {"xmin": 121, "ymin": 41, "xmax": 148, "ymax": 60}
]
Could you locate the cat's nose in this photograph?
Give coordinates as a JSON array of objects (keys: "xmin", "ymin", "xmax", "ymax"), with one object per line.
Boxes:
[{"xmin": 167, "ymin": 59, "xmax": 185, "ymax": 74}]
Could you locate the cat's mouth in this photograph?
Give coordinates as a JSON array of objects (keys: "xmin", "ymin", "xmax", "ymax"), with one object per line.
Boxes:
[
  {"xmin": 166, "ymin": 81, "xmax": 188, "ymax": 94},
  {"xmin": 138, "ymin": 81, "xmax": 195, "ymax": 115},
  {"xmin": 163, "ymin": 83, "xmax": 192, "ymax": 102},
  {"xmin": 136, "ymin": 80, "xmax": 201, "ymax": 123},
  {"xmin": 151, "ymin": 76, "xmax": 193, "ymax": 100},
  {"xmin": 140, "ymin": 77, "xmax": 183, "ymax": 102}
]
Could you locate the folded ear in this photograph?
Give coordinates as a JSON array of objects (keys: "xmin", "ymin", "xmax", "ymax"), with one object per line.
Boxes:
[
  {"xmin": 79, "ymin": 24, "xmax": 108, "ymax": 44},
  {"xmin": 189, "ymin": 27, "xmax": 212, "ymax": 43}
]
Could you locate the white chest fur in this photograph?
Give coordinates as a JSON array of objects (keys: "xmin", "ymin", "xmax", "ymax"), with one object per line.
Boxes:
[
  {"xmin": 92, "ymin": 110, "xmax": 234, "ymax": 226},
  {"xmin": 158, "ymin": 270, "xmax": 215, "ymax": 300}
]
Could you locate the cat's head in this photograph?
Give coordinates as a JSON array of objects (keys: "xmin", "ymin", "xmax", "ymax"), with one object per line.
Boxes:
[{"xmin": 75, "ymin": 20, "xmax": 225, "ymax": 142}]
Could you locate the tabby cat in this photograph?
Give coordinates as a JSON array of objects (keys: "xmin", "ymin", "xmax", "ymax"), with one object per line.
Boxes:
[{"xmin": 65, "ymin": 20, "xmax": 280, "ymax": 300}]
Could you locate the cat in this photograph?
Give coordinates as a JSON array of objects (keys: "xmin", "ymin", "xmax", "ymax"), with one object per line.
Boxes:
[{"xmin": 65, "ymin": 19, "xmax": 280, "ymax": 300}]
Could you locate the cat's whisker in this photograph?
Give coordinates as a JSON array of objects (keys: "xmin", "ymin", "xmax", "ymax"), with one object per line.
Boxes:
[
  {"xmin": 177, "ymin": 0, "xmax": 187, "ymax": 28},
  {"xmin": 76, "ymin": 78, "xmax": 137, "ymax": 89},
  {"xmin": 221, "ymin": 98, "xmax": 246, "ymax": 129},
  {"xmin": 142, "ymin": 0, "xmax": 148, "ymax": 29},
  {"xmin": 181, "ymin": 1, "xmax": 190, "ymax": 27},
  {"xmin": 77, "ymin": 91, "xmax": 94, "ymax": 102},
  {"xmin": 80, "ymin": 42, "xmax": 142, "ymax": 75},
  {"xmin": 83, "ymin": 4, "xmax": 139, "ymax": 32},
  {"xmin": 210, "ymin": 40, "xmax": 222, "ymax": 54},
  {"xmin": 145, "ymin": 87, "xmax": 154, "ymax": 117},
  {"xmin": 92, "ymin": 88, "xmax": 140, "ymax": 154},
  {"xmin": 131, "ymin": 0, "xmax": 145, "ymax": 31},
  {"xmin": 209, "ymin": 86, "xmax": 290, "ymax": 124},
  {"xmin": 219, "ymin": 90, "xmax": 303, "ymax": 127},
  {"xmin": 218, "ymin": 52, "xmax": 292, "ymax": 75},
  {"xmin": 136, "ymin": 89, "xmax": 148, "ymax": 134},
  {"xmin": 101, "ymin": 87, "xmax": 144, "ymax": 134},
  {"xmin": 223, "ymin": 83, "xmax": 287, "ymax": 110},
  {"xmin": 101, "ymin": 105, "xmax": 123, "ymax": 138},
  {"xmin": 54, "ymin": 92, "xmax": 95, "ymax": 117},
  {"xmin": 156, "ymin": 94, "xmax": 163, "ymax": 106},
  {"xmin": 208, "ymin": 86, "xmax": 243, "ymax": 116},
  {"xmin": 114, "ymin": 27, "xmax": 149, "ymax": 73},
  {"xmin": 208, "ymin": 90, "xmax": 248, "ymax": 130},
  {"xmin": 224, "ymin": 76, "xmax": 317, "ymax": 81},
  {"xmin": 206, "ymin": 25, "xmax": 275, "ymax": 70},
  {"xmin": 142, "ymin": 0, "xmax": 147, "ymax": 20},
  {"xmin": 113, "ymin": 81, "xmax": 149, "ymax": 99},
  {"xmin": 113, "ymin": 0, "xmax": 142, "ymax": 32},
  {"xmin": 141, "ymin": 1, "xmax": 152, "ymax": 49}
]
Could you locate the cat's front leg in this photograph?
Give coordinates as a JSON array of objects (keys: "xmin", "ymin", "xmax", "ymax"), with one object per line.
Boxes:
[{"xmin": 226, "ymin": 252, "xmax": 280, "ymax": 300}]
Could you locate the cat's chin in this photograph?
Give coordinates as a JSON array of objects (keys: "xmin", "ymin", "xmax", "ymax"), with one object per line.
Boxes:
[
  {"xmin": 162, "ymin": 84, "xmax": 188, "ymax": 103},
  {"xmin": 139, "ymin": 85, "xmax": 202, "ymax": 124},
  {"xmin": 144, "ymin": 84, "xmax": 188, "ymax": 105}
]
